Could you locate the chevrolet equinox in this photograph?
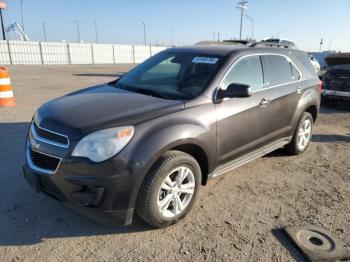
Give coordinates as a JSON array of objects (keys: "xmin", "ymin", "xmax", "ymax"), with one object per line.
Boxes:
[{"xmin": 23, "ymin": 44, "xmax": 321, "ymax": 228}]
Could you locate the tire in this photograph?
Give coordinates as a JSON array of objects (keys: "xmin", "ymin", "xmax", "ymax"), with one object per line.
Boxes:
[
  {"xmin": 285, "ymin": 112, "xmax": 314, "ymax": 155},
  {"xmin": 136, "ymin": 150, "xmax": 202, "ymax": 228}
]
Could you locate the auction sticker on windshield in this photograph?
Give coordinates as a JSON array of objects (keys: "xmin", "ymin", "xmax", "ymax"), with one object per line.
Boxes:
[{"xmin": 192, "ymin": 57, "xmax": 219, "ymax": 64}]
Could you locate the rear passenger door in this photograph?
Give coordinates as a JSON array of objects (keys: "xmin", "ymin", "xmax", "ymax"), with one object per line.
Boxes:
[{"xmin": 261, "ymin": 54, "xmax": 302, "ymax": 141}]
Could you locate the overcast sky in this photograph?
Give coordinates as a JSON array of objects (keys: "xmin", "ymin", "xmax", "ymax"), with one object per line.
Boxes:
[{"xmin": 2, "ymin": 0, "xmax": 350, "ymax": 51}]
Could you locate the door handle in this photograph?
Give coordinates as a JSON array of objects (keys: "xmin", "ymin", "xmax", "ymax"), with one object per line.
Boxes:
[
  {"xmin": 296, "ymin": 86, "xmax": 302, "ymax": 94},
  {"xmin": 259, "ymin": 98, "xmax": 271, "ymax": 107}
]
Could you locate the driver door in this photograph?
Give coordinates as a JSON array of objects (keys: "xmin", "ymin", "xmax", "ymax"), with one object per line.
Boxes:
[{"xmin": 216, "ymin": 55, "xmax": 273, "ymax": 165}]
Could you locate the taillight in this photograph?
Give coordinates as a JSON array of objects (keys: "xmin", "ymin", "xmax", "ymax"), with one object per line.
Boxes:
[{"xmin": 318, "ymin": 80, "xmax": 323, "ymax": 94}]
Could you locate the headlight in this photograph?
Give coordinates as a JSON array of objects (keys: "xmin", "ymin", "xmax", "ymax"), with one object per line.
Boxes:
[{"xmin": 72, "ymin": 126, "xmax": 134, "ymax": 162}]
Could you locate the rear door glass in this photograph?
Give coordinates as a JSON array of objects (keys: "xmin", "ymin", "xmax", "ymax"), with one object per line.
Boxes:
[{"xmin": 263, "ymin": 55, "xmax": 294, "ymax": 87}]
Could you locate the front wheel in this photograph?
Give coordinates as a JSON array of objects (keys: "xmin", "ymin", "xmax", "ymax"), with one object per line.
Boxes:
[
  {"xmin": 285, "ymin": 112, "xmax": 314, "ymax": 155},
  {"xmin": 136, "ymin": 151, "xmax": 201, "ymax": 228}
]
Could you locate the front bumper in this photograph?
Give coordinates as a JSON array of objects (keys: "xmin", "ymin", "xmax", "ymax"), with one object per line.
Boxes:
[{"xmin": 23, "ymin": 163, "xmax": 135, "ymax": 226}]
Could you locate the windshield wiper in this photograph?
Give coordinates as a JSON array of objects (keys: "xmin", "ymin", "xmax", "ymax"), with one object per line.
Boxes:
[{"xmin": 126, "ymin": 87, "xmax": 171, "ymax": 99}]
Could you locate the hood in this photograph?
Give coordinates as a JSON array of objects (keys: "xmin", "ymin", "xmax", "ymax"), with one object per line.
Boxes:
[{"xmin": 35, "ymin": 84, "xmax": 184, "ymax": 140}]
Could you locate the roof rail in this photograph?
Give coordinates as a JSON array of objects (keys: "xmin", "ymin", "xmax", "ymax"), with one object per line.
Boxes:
[
  {"xmin": 250, "ymin": 41, "xmax": 297, "ymax": 49},
  {"xmin": 195, "ymin": 41, "xmax": 245, "ymax": 47}
]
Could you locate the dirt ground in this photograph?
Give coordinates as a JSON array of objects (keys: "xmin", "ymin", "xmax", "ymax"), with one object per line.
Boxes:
[{"xmin": 0, "ymin": 65, "xmax": 349, "ymax": 262}]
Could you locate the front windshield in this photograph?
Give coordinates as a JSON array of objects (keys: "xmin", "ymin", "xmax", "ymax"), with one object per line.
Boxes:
[{"xmin": 115, "ymin": 52, "xmax": 223, "ymax": 100}]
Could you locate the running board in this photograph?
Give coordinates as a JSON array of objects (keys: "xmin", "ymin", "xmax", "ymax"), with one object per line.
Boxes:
[{"xmin": 212, "ymin": 138, "xmax": 290, "ymax": 178}]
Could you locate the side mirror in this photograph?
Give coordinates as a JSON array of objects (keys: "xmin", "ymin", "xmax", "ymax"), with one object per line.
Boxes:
[{"xmin": 217, "ymin": 83, "xmax": 252, "ymax": 99}]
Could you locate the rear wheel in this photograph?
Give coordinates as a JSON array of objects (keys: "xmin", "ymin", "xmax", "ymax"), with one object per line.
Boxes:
[
  {"xmin": 136, "ymin": 150, "xmax": 201, "ymax": 228},
  {"xmin": 285, "ymin": 112, "xmax": 314, "ymax": 155}
]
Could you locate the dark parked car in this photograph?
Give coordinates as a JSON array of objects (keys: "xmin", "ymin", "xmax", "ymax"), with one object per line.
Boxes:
[
  {"xmin": 322, "ymin": 53, "xmax": 350, "ymax": 101},
  {"xmin": 23, "ymin": 44, "xmax": 321, "ymax": 228}
]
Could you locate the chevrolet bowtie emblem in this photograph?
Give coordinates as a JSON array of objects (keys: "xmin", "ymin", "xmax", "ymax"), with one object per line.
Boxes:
[{"xmin": 30, "ymin": 139, "xmax": 40, "ymax": 150}]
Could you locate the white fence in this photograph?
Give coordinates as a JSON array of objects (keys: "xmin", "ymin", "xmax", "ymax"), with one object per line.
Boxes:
[{"xmin": 0, "ymin": 40, "xmax": 168, "ymax": 65}]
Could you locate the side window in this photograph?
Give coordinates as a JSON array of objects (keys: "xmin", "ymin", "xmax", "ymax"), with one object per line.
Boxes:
[
  {"xmin": 263, "ymin": 55, "xmax": 294, "ymax": 86},
  {"xmin": 290, "ymin": 63, "xmax": 301, "ymax": 80},
  {"xmin": 221, "ymin": 56, "xmax": 264, "ymax": 92}
]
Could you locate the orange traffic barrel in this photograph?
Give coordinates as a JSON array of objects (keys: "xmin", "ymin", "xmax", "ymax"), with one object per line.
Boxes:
[{"xmin": 0, "ymin": 67, "xmax": 16, "ymax": 107}]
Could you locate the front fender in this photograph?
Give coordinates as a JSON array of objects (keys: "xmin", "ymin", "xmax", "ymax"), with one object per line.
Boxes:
[{"xmin": 124, "ymin": 123, "xmax": 216, "ymax": 210}]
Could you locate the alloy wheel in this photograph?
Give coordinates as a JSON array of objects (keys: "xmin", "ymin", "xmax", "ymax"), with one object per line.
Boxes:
[{"xmin": 157, "ymin": 166, "xmax": 195, "ymax": 218}]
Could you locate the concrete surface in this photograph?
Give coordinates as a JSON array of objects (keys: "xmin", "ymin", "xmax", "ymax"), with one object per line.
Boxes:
[{"xmin": 0, "ymin": 65, "xmax": 349, "ymax": 261}]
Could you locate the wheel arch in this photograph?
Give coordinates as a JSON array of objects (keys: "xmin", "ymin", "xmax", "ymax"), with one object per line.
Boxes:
[{"xmin": 171, "ymin": 143, "xmax": 210, "ymax": 186}]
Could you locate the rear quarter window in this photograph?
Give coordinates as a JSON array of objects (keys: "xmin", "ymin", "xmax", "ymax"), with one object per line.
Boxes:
[{"xmin": 290, "ymin": 63, "xmax": 301, "ymax": 80}]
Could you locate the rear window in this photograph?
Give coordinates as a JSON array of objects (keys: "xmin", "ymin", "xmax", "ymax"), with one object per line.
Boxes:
[
  {"xmin": 290, "ymin": 63, "xmax": 301, "ymax": 80},
  {"xmin": 264, "ymin": 55, "xmax": 293, "ymax": 86}
]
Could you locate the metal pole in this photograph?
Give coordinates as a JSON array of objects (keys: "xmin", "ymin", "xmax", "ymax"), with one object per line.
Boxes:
[
  {"xmin": 171, "ymin": 27, "xmax": 173, "ymax": 46},
  {"xmin": 239, "ymin": 9, "xmax": 243, "ymax": 39},
  {"xmin": 94, "ymin": 19, "xmax": 98, "ymax": 43},
  {"xmin": 0, "ymin": 9, "xmax": 5, "ymax": 40},
  {"xmin": 143, "ymin": 22, "xmax": 147, "ymax": 45},
  {"xmin": 74, "ymin": 21, "xmax": 80, "ymax": 43},
  {"xmin": 20, "ymin": 0, "xmax": 25, "ymax": 36},
  {"xmin": 42, "ymin": 22, "xmax": 47, "ymax": 42},
  {"xmin": 244, "ymin": 15, "xmax": 254, "ymax": 40}
]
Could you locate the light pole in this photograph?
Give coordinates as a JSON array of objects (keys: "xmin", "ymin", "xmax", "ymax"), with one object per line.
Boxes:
[
  {"xmin": 244, "ymin": 14, "xmax": 254, "ymax": 40},
  {"xmin": 0, "ymin": 1, "xmax": 7, "ymax": 40},
  {"xmin": 171, "ymin": 27, "xmax": 173, "ymax": 46},
  {"xmin": 20, "ymin": 0, "xmax": 25, "ymax": 37},
  {"xmin": 42, "ymin": 22, "xmax": 47, "ymax": 41},
  {"xmin": 74, "ymin": 20, "xmax": 81, "ymax": 43},
  {"xmin": 275, "ymin": 30, "xmax": 285, "ymax": 38},
  {"xmin": 328, "ymin": 37, "xmax": 335, "ymax": 51},
  {"xmin": 319, "ymin": 38, "xmax": 323, "ymax": 52},
  {"xmin": 142, "ymin": 22, "xmax": 147, "ymax": 45},
  {"xmin": 237, "ymin": 1, "xmax": 248, "ymax": 40},
  {"xmin": 94, "ymin": 19, "xmax": 98, "ymax": 43}
]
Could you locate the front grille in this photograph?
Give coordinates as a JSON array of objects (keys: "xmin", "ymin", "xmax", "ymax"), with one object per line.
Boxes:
[
  {"xmin": 29, "ymin": 148, "xmax": 61, "ymax": 172},
  {"xmin": 33, "ymin": 123, "xmax": 69, "ymax": 146}
]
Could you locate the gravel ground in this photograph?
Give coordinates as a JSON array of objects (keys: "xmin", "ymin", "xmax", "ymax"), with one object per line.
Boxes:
[{"xmin": 0, "ymin": 65, "xmax": 349, "ymax": 262}]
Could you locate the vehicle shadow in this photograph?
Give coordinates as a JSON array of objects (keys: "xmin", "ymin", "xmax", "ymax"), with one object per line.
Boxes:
[
  {"xmin": 0, "ymin": 122, "xmax": 152, "ymax": 246},
  {"xmin": 264, "ymin": 148, "xmax": 290, "ymax": 158},
  {"xmin": 320, "ymin": 102, "xmax": 350, "ymax": 113},
  {"xmin": 312, "ymin": 134, "xmax": 350, "ymax": 143}
]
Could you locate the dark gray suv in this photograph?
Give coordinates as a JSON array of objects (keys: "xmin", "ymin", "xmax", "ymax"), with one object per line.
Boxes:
[{"xmin": 23, "ymin": 45, "xmax": 321, "ymax": 228}]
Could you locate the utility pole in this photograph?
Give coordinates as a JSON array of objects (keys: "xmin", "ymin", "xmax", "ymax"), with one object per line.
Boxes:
[
  {"xmin": 94, "ymin": 19, "xmax": 98, "ymax": 43},
  {"xmin": 42, "ymin": 22, "xmax": 47, "ymax": 42},
  {"xmin": 237, "ymin": 1, "xmax": 248, "ymax": 40},
  {"xmin": 0, "ymin": 2, "xmax": 7, "ymax": 41},
  {"xmin": 74, "ymin": 20, "xmax": 81, "ymax": 43},
  {"xmin": 142, "ymin": 22, "xmax": 147, "ymax": 45}
]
